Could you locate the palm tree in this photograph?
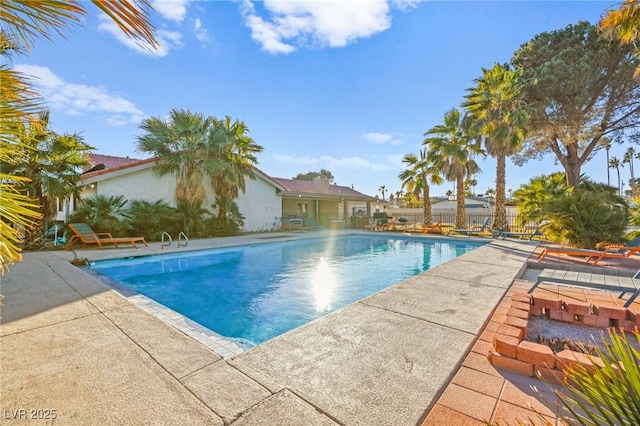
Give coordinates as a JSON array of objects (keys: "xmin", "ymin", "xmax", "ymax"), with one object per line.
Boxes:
[
  {"xmin": 599, "ymin": 0, "xmax": 640, "ymax": 76},
  {"xmin": 602, "ymin": 138, "xmax": 612, "ymax": 186},
  {"xmin": 1, "ymin": 36, "xmax": 43, "ymax": 269},
  {"xmin": 209, "ymin": 116, "xmax": 264, "ymax": 220},
  {"xmin": 424, "ymin": 108, "xmax": 484, "ymax": 228},
  {"xmin": 398, "ymin": 148, "xmax": 443, "ymax": 225},
  {"xmin": 1, "ymin": 0, "xmax": 157, "ymax": 270},
  {"xmin": 609, "ymin": 156, "xmax": 623, "ymax": 195},
  {"xmin": 136, "ymin": 109, "xmax": 224, "ymax": 206},
  {"xmin": 623, "ymin": 146, "xmax": 636, "ymax": 195},
  {"xmin": 469, "ymin": 178, "xmax": 478, "ymax": 196},
  {"xmin": 463, "ymin": 63, "xmax": 529, "ymax": 230},
  {"xmin": 2, "ymin": 110, "xmax": 92, "ymax": 249},
  {"xmin": 395, "ymin": 190, "xmax": 403, "ymax": 206},
  {"xmin": 379, "ymin": 185, "xmax": 386, "ymax": 201}
]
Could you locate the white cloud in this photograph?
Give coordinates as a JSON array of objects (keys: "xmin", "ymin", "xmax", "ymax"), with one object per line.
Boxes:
[
  {"xmin": 320, "ymin": 156, "xmax": 370, "ymax": 169},
  {"xmin": 362, "ymin": 132, "xmax": 393, "ymax": 144},
  {"xmin": 385, "ymin": 153, "xmax": 405, "ymax": 165},
  {"xmin": 97, "ymin": 15, "xmax": 182, "ymax": 57},
  {"xmin": 241, "ymin": 0, "xmax": 392, "ymax": 54},
  {"xmin": 371, "ymin": 163, "xmax": 393, "ymax": 171},
  {"xmin": 194, "ymin": 18, "xmax": 209, "ymax": 43},
  {"xmin": 273, "ymin": 154, "xmax": 371, "ymax": 170},
  {"xmin": 152, "ymin": 0, "xmax": 189, "ymax": 23},
  {"xmin": 273, "ymin": 154, "xmax": 319, "ymax": 165},
  {"xmin": 390, "ymin": 0, "xmax": 420, "ymax": 12},
  {"xmin": 15, "ymin": 64, "xmax": 145, "ymax": 125}
]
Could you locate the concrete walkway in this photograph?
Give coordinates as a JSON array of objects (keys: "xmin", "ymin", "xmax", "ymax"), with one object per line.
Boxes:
[{"xmin": 1, "ymin": 231, "xmax": 536, "ymax": 425}]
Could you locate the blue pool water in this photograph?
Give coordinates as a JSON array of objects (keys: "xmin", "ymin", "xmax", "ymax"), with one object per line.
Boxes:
[{"xmin": 90, "ymin": 235, "xmax": 484, "ymax": 347}]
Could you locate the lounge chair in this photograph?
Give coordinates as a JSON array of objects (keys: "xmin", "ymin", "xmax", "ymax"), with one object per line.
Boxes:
[
  {"xmin": 538, "ymin": 236, "xmax": 640, "ymax": 265},
  {"xmin": 406, "ymin": 221, "xmax": 444, "ymax": 235},
  {"xmin": 447, "ymin": 217, "xmax": 492, "ymax": 238},
  {"xmin": 527, "ymin": 268, "xmax": 640, "ymax": 308},
  {"xmin": 66, "ymin": 223, "xmax": 148, "ymax": 250},
  {"xmin": 537, "ymin": 246, "xmax": 603, "ymax": 263},
  {"xmin": 590, "ymin": 236, "xmax": 640, "ymax": 266},
  {"xmin": 495, "ymin": 224, "xmax": 543, "ymax": 241}
]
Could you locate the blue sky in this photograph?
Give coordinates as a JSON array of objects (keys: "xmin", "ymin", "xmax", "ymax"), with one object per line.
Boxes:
[{"xmin": 11, "ymin": 0, "xmax": 633, "ymax": 198}]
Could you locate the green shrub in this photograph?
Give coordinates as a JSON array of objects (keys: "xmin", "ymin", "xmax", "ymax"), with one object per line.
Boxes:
[
  {"xmin": 541, "ymin": 189, "xmax": 627, "ymax": 248},
  {"xmin": 513, "ymin": 173, "xmax": 627, "ymax": 248},
  {"xmin": 69, "ymin": 194, "xmax": 129, "ymax": 236},
  {"xmin": 539, "ymin": 328, "xmax": 640, "ymax": 425},
  {"xmin": 175, "ymin": 201, "xmax": 211, "ymax": 238},
  {"xmin": 126, "ymin": 199, "xmax": 178, "ymax": 241},
  {"xmin": 209, "ymin": 195, "xmax": 245, "ymax": 236}
]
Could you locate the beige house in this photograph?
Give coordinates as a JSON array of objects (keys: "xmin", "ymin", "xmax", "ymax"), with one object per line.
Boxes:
[
  {"xmin": 56, "ymin": 154, "xmax": 375, "ymax": 232},
  {"xmin": 274, "ymin": 177, "xmax": 376, "ymax": 229}
]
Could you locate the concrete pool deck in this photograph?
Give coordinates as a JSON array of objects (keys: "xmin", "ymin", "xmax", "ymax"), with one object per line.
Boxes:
[{"xmin": 1, "ymin": 231, "xmax": 536, "ymax": 425}]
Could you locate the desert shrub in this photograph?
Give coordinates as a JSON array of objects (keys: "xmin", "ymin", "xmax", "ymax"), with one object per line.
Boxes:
[
  {"xmin": 126, "ymin": 199, "xmax": 178, "ymax": 241},
  {"xmin": 488, "ymin": 329, "xmax": 640, "ymax": 426},
  {"xmin": 69, "ymin": 194, "xmax": 129, "ymax": 236},
  {"xmin": 513, "ymin": 173, "xmax": 627, "ymax": 248},
  {"xmin": 539, "ymin": 328, "xmax": 640, "ymax": 426},
  {"xmin": 512, "ymin": 172, "xmax": 568, "ymax": 226},
  {"xmin": 541, "ymin": 189, "xmax": 627, "ymax": 248},
  {"xmin": 175, "ymin": 200, "xmax": 211, "ymax": 238},
  {"xmin": 208, "ymin": 195, "xmax": 245, "ymax": 236}
]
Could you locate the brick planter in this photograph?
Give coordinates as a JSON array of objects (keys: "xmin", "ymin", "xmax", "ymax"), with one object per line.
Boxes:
[{"xmin": 488, "ymin": 289, "xmax": 639, "ymax": 383}]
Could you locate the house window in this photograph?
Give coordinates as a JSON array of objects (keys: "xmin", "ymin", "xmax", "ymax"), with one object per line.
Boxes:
[
  {"xmin": 297, "ymin": 203, "xmax": 307, "ymax": 217},
  {"xmin": 57, "ymin": 197, "xmax": 64, "ymax": 212}
]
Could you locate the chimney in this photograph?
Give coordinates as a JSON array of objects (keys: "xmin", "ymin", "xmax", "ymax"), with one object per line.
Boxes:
[{"xmin": 313, "ymin": 176, "xmax": 330, "ymax": 193}]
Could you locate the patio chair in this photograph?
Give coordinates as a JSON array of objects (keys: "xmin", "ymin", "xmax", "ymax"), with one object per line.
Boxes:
[
  {"xmin": 495, "ymin": 224, "xmax": 543, "ymax": 241},
  {"xmin": 527, "ymin": 268, "xmax": 640, "ymax": 308},
  {"xmin": 281, "ymin": 217, "xmax": 312, "ymax": 232},
  {"xmin": 446, "ymin": 217, "xmax": 492, "ymax": 238},
  {"xmin": 590, "ymin": 236, "xmax": 640, "ymax": 266},
  {"xmin": 537, "ymin": 246, "xmax": 603, "ymax": 263},
  {"xmin": 66, "ymin": 223, "xmax": 148, "ymax": 250},
  {"xmin": 406, "ymin": 221, "xmax": 444, "ymax": 235}
]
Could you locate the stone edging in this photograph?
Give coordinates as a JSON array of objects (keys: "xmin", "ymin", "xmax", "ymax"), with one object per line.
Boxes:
[{"xmin": 488, "ymin": 281, "xmax": 640, "ymax": 384}]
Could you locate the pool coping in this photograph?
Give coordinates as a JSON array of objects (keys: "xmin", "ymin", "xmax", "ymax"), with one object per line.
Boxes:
[
  {"xmin": 83, "ymin": 231, "xmax": 488, "ymax": 360},
  {"xmin": 1, "ymin": 230, "xmax": 538, "ymax": 425}
]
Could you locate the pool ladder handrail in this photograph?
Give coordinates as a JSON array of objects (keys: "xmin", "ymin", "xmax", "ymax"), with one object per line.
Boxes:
[
  {"xmin": 161, "ymin": 231, "xmax": 188, "ymax": 249},
  {"xmin": 178, "ymin": 231, "xmax": 188, "ymax": 247},
  {"xmin": 161, "ymin": 232, "xmax": 172, "ymax": 249}
]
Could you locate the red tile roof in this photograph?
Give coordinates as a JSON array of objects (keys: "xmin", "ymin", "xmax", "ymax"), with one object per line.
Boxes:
[
  {"xmin": 274, "ymin": 178, "xmax": 373, "ymax": 199},
  {"xmin": 81, "ymin": 154, "xmax": 286, "ymax": 192},
  {"xmin": 82, "ymin": 154, "xmax": 156, "ymax": 179},
  {"xmin": 83, "ymin": 154, "xmax": 368, "ymax": 198},
  {"xmin": 88, "ymin": 154, "xmax": 143, "ymax": 170}
]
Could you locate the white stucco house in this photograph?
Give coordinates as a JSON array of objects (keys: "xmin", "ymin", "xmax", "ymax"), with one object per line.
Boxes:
[{"xmin": 55, "ymin": 154, "xmax": 376, "ymax": 233}]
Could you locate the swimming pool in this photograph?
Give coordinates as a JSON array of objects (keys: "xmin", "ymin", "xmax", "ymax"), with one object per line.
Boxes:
[{"xmin": 90, "ymin": 235, "xmax": 484, "ymax": 347}]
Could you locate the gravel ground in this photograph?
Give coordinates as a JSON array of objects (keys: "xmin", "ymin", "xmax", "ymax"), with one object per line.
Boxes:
[{"xmin": 525, "ymin": 316, "xmax": 640, "ymax": 353}]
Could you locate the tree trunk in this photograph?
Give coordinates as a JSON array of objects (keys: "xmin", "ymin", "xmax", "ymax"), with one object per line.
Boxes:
[
  {"xmin": 422, "ymin": 184, "xmax": 432, "ymax": 225},
  {"xmin": 23, "ymin": 219, "xmax": 46, "ymax": 250},
  {"xmin": 564, "ymin": 162, "xmax": 582, "ymax": 191},
  {"xmin": 493, "ymin": 155, "xmax": 508, "ymax": 230},
  {"xmin": 456, "ymin": 178, "xmax": 466, "ymax": 229}
]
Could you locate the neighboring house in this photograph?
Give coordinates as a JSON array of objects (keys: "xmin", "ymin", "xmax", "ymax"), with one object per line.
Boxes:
[
  {"xmin": 274, "ymin": 177, "xmax": 376, "ymax": 229},
  {"xmin": 431, "ymin": 195, "xmax": 494, "ymax": 211},
  {"xmin": 59, "ymin": 154, "xmax": 376, "ymax": 232},
  {"xmin": 72, "ymin": 154, "xmax": 286, "ymax": 232}
]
